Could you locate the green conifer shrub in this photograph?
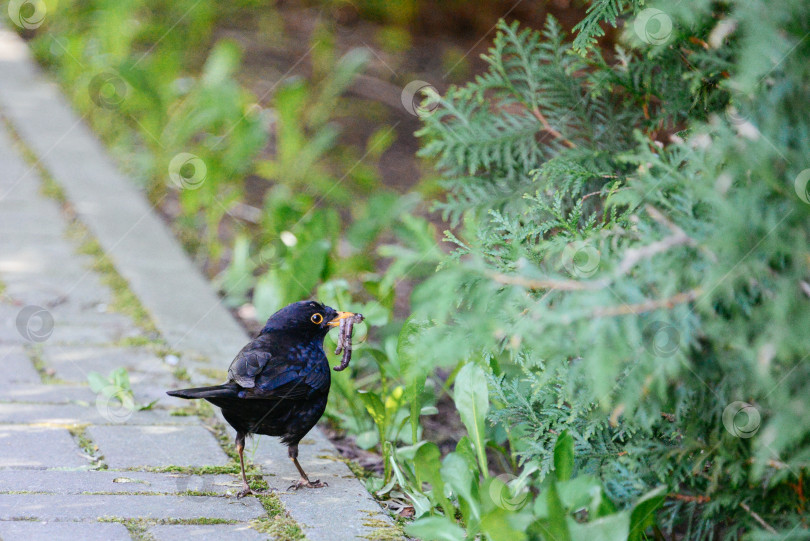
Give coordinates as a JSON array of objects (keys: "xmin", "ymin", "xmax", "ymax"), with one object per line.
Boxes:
[{"xmin": 402, "ymin": 0, "xmax": 810, "ymax": 537}]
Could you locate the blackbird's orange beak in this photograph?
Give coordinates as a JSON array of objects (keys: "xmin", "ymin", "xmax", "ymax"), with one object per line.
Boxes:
[{"xmin": 327, "ymin": 311, "xmax": 355, "ymax": 327}]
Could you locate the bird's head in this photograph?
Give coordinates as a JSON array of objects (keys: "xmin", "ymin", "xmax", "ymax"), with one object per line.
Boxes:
[{"xmin": 259, "ymin": 300, "xmax": 356, "ymax": 340}]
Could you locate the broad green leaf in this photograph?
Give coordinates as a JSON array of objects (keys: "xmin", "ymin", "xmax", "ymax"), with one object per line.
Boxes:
[
  {"xmin": 455, "ymin": 436, "xmax": 479, "ymax": 471},
  {"xmin": 383, "ymin": 386, "xmax": 404, "ymax": 430},
  {"xmin": 556, "ymin": 474, "xmax": 601, "ymax": 513},
  {"xmin": 567, "ymin": 512, "xmax": 630, "ymax": 541},
  {"xmin": 137, "ymin": 399, "xmax": 159, "ymax": 411},
  {"xmin": 408, "ymin": 372, "xmax": 426, "ymax": 443},
  {"xmin": 112, "ymin": 367, "xmax": 130, "ymax": 390},
  {"xmin": 480, "ymin": 507, "xmax": 529, "ymax": 541},
  {"xmin": 454, "ymin": 363, "xmax": 490, "ymax": 477},
  {"xmin": 441, "ymin": 452, "xmax": 480, "ymax": 525},
  {"xmin": 415, "ymin": 442, "xmax": 453, "ymax": 516},
  {"xmin": 484, "ymin": 468, "xmax": 535, "ymax": 515},
  {"xmin": 253, "ymin": 271, "xmax": 285, "ymax": 320},
  {"xmin": 531, "ymin": 482, "xmax": 571, "ymax": 541},
  {"xmin": 554, "ymin": 430, "xmax": 574, "ymax": 481},
  {"xmin": 398, "ymin": 316, "xmax": 428, "ymax": 442},
  {"xmin": 357, "ymin": 390, "xmax": 386, "ymax": 428},
  {"xmin": 405, "ymin": 516, "xmax": 465, "ymax": 541},
  {"xmin": 218, "ymin": 235, "xmax": 255, "ymax": 306},
  {"xmin": 87, "ymin": 371, "xmax": 108, "ymax": 394},
  {"xmin": 628, "ymin": 486, "xmax": 666, "ymax": 541},
  {"xmin": 355, "ymin": 430, "xmax": 378, "ymax": 450},
  {"xmin": 201, "ymin": 41, "xmax": 241, "ymax": 84}
]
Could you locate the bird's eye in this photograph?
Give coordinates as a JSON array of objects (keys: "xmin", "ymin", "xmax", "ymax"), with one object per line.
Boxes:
[{"xmin": 311, "ymin": 313, "xmax": 323, "ymax": 324}]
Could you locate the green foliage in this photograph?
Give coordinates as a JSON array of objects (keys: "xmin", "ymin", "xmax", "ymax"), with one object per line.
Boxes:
[
  {"xmin": 401, "ymin": 0, "xmax": 810, "ymax": 538},
  {"xmin": 29, "ymin": 0, "xmax": 267, "ymax": 263},
  {"xmin": 454, "ymin": 363, "xmax": 490, "ymax": 477},
  {"xmin": 570, "ymin": 0, "xmax": 641, "ymax": 54},
  {"xmin": 87, "ymin": 368, "xmax": 157, "ymax": 411},
  {"xmin": 398, "ymin": 369, "xmax": 664, "ymax": 540}
]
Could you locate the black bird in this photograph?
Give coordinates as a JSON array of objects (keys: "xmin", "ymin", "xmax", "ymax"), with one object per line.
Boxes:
[{"xmin": 167, "ymin": 301, "xmax": 356, "ymax": 497}]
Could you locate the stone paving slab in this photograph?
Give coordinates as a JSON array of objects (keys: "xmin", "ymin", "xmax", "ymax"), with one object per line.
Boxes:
[
  {"xmin": 0, "ymin": 403, "xmax": 199, "ymax": 426},
  {"xmin": 0, "ymin": 470, "xmax": 237, "ymax": 495},
  {"xmin": 0, "ymin": 494, "xmax": 265, "ymax": 521},
  {"xmin": 0, "ymin": 383, "xmax": 183, "ymax": 407},
  {"xmin": 148, "ymin": 524, "xmax": 268, "ymax": 541},
  {"xmin": 0, "ymin": 346, "xmax": 41, "ymax": 384},
  {"xmin": 0, "ymin": 307, "xmax": 25, "ymax": 345},
  {"xmin": 44, "ymin": 324, "xmax": 145, "ymax": 346},
  {"xmin": 40, "ymin": 346, "xmax": 164, "ymax": 383},
  {"xmin": 0, "ymin": 425, "xmax": 87, "ymax": 469},
  {"xmin": 87, "ymin": 425, "xmax": 229, "ymax": 468},
  {"xmin": 0, "ymin": 384, "xmax": 95, "ymax": 404},
  {"xmin": 0, "ymin": 521, "xmax": 131, "ymax": 541}
]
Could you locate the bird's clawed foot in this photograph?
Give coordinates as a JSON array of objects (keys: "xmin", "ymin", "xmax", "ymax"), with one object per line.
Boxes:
[
  {"xmin": 288, "ymin": 477, "xmax": 328, "ymax": 490},
  {"xmin": 236, "ymin": 485, "xmax": 275, "ymax": 499}
]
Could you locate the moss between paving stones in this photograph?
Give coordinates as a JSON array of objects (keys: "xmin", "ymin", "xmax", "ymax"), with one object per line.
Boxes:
[
  {"xmin": 99, "ymin": 516, "xmax": 238, "ymax": 541},
  {"xmin": 252, "ymin": 493, "xmax": 306, "ymax": 541},
  {"xmin": 196, "ymin": 367, "xmax": 228, "ymax": 382},
  {"xmin": 360, "ymin": 518, "xmax": 406, "ymax": 541},
  {"xmin": 172, "ymin": 365, "xmax": 191, "ymax": 382},
  {"xmin": 72, "ymin": 226, "xmax": 159, "ymax": 337},
  {"xmin": 27, "ymin": 344, "xmax": 67, "ymax": 384},
  {"xmin": 67, "ymin": 424, "xmax": 107, "ymax": 470},
  {"xmin": 0, "ymin": 113, "xmax": 66, "ymax": 205}
]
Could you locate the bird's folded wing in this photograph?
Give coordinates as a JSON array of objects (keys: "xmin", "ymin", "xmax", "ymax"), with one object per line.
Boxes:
[
  {"xmin": 227, "ymin": 349, "xmax": 272, "ymax": 389},
  {"xmin": 244, "ymin": 361, "xmax": 328, "ymax": 400},
  {"xmin": 228, "ymin": 347, "xmax": 329, "ymax": 399}
]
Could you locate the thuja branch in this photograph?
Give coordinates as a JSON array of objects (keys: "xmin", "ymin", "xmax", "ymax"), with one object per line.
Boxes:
[
  {"xmin": 531, "ymin": 106, "xmax": 576, "ymax": 149},
  {"xmin": 739, "ymin": 503, "xmax": 777, "ymax": 534},
  {"xmin": 488, "ymin": 272, "xmax": 603, "ymax": 291},
  {"xmin": 589, "ymin": 288, "xmax": 703, "ymax": 318},
  {"xmin": 612, "ymin": 206, "xmax": 698, "ymax": 277}
]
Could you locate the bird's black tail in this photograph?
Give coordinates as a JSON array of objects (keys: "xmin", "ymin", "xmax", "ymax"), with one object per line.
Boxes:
[{"xmin": 166, "ymin": 383, "xmax": 238, "ymax": 400}]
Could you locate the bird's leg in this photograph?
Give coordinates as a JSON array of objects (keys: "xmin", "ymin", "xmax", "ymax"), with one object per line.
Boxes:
[
  {"xmin": 287, "ymin": 444, "xmax": 328, "ymax": 490},
  {"xmin": 235, "ymin": 432, "xmax": 272, "ymax": 498}
]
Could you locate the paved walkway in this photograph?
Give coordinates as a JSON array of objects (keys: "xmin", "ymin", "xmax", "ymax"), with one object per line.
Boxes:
[{"xmin": 0, "ymin": 23, "xmax": 397, "ymax": 541}]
